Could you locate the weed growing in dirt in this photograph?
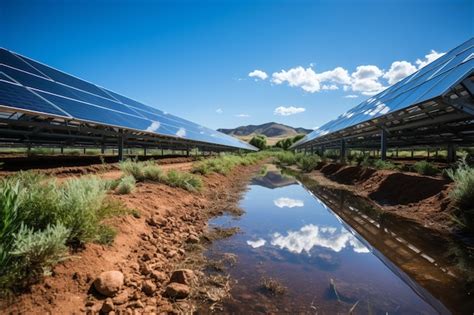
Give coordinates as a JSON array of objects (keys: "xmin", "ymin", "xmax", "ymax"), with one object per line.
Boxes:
[
  {"xmin": 372, "ymin": 159, "xmax": 398, "ymax": 170},
  {"xmin": 297, "ymin": 155, "xmax": 321, "ymax": 172},
  {"xmin": 165, "ymin": 170, "xmax": 202, "ymax": 192},
  {"xmin": 447, "ymin": 157, "xmax": 474, "ymax": 229},
  {"xmin": 412, "ymin": 160, "xmax": 439, "ymax": 176},
  {"xmin": 192, "ymin": 153, "xmax": 263, "ymax": 175},
  {"xmin": 260, "ymin": 277, "xmax": 286, "ymax": 295},
  {"xmin": 95, "ymin": 225, "xmax": 117, "ymax": 245},
  {"xmin": 115, "ymin": 175, "xmax": 136, "ymax": 194},
  {"xmin": 0, "ymin": 172, "xmax": 122, "ymax": 294},
  {"xmin": 120, "ymin": 159, "xmax": 164, "ymax": 181}
]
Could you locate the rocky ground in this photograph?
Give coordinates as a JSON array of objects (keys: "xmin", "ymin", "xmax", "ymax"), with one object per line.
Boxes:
[{"xmin": 1, "ymin": 159, "xmax": 261, "ymax": 314}]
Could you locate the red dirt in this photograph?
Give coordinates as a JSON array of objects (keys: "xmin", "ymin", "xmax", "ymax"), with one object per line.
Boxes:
[
  {"xmin": 1, "ymin": 160, "xmax": 261, "ymax": 314},
  {"xmin": 307, "ymin": 162, "xmax": 455, "ymax": 233}
]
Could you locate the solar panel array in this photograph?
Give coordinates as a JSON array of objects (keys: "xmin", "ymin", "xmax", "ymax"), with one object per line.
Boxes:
[
  {"xmin": 0, "ymin": 48, "xmax": 257, "ymax": 151},
  {"xmin": 293, "ymin": 37, "xmax": 474, "ymax": 148}
]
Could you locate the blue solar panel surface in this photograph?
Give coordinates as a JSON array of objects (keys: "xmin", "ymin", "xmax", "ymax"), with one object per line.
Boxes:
[
  {"xmin": 294, "ymin": 38, "xmax": 474, "ymax": 148},
  {"xmin": 0, "ymin": 48, "xmax": 256, "ymax": 151}
]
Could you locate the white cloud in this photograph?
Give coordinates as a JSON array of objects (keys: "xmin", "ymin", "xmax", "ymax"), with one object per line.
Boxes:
[
  {"xmin": 272, "ymin": 66, "xmax": 321, "ymax": 93},
  {"xmin": 350, "ymin": 65, "xmax": 386, "ymax": 96},
  {"xmin": 416, "ymin": 50, "xmax": 445, "ymax": 69},
  {"xmin": 248, "ymin": 69, "xmax": 268, "ymax": 80},
  {"xmin": 383, "ymin": 61, "xmax": 417, "ymax": 85},
  {"xmin": 145, "ymin": 121, "xmax": 160, "ymax": 132},
  {"xmin": 344, "ymin": 94, "xmax": 358, "ymax": 98},
  {"xmin": 176, "ymin": 127, "xmax": 186, "ymax": 137},
  {"xmin": 216, "ymin": 108, "xmax": 223, "ymax": 114},
  {"xmin": 247, "ymin": 238, "xmax": 266, "ymax": 248},
  {"xmin": 273, "ymin": 197, "xmax": 304, "ymax": 208},
  {"xmin": 274, "ymin": 106, "xmax": 306, "ymax": 116},
  {"xmin": 256, "ymin": 49, "xmax": 445, "ymax": 97},
  {"xmin": 236, "ymin": 113, "xmax": 250, "ymax": 118},
  {"xmin": 271, "ymin": 224, "xmax": 370, "ymax": 255}
]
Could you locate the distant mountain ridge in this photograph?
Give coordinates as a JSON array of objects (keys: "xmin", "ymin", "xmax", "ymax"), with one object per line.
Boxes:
[{"xmin": 218, "ymin": 122, "xmax": 312, "ymax": 138}]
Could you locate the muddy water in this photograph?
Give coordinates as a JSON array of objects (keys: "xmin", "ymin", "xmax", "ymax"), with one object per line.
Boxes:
[{"xmin": 206, "ymin": 168, "xmax": 473, "ymax": 314}]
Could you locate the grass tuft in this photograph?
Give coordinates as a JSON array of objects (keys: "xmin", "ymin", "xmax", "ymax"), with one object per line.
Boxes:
[
  {"xmin": 412, "ymin": 160, "xmax": 439, "ymax": 176},
  {"xmin": 115, "ymin": 175, "xmax": 136, "ymax": 194},
  {"xmin": 446, "ymin": 157, "xmax": 474, "ymax": 229}
]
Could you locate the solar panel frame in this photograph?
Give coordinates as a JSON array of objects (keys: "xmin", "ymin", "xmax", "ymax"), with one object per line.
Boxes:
[
  {"xmin": 0, "ymin": 47, "xmax": 257, "ymax": 151},
  {"xmin": 292, "ymin": 38, "xmax": 474, "ymax": 149}
]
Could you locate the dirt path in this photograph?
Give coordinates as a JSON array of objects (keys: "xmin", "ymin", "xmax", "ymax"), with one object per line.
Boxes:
[
  {"xmin": 2, "ymin": 160, "xmax": 262, "ymax": 314},
  {"xmin": 300, "ymin": 162, "xmax": 456, "ymax": 233}
]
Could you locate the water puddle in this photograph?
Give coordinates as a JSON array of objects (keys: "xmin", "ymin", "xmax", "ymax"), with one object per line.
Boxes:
[{"xmin": 205, "ymin": 166, "xmax": 473, "ymax": 314}]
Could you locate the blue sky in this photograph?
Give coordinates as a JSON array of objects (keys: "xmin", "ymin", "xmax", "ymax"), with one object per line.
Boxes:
[{"xmin": 2, "ymin": 0, "xmax": 473, "ymax": 130}]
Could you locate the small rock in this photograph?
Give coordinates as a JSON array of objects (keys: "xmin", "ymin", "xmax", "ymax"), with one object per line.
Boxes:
[
  {"xmin": 139, "ymin": 263, "xmax": 152, "ymax": 276},
  {"xmin": 151, "ymin": 271, "xmax": 167, "ymax": 282},
  {"xmin": 169, "ymin": 269, "xmax": 196, "ymax": 286},
  {"xmin": 101, "ymin": 298, "xmax": 115, "ymax": 313},
  {"xmin": 165, "ymin": 283, "xmax": 190, "ymax": 299},
  {"xmin": 142, "ymin": 280, "xmax": 157, "ymax": 296},
  {"xmin": 94, "ymin": 271, "xmax": 124, "ymax": 297},
  {"xmin": 147, "ymin": 215, "xmax": 166, "ymax": 227},
  {"xmin": 112, "ymin": 289, "xmax": 129, "ymax": 305},
  {"xmin": 186, "ymin": 235, "xmax": 200, "ymax": 244},
  {"xmin": 129, "ymin": 300, "xmax": 145, "ymax": 309},
  {"xmin": 167, "ymin": 250, "xmax": 177, "ymax": 258}
]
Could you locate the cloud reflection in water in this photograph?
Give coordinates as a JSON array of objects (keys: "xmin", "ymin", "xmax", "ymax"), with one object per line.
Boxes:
[
  {"xmin": 273, "ymin": 197, "xmax": 304, "ymax": 208},
  {"xmin": 271, "ymin": 224, "xmax": 369, "ymax": 254}
]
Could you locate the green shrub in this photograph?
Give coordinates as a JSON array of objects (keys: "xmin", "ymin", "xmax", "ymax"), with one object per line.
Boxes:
[
  {"xmin": 0, "ymin": 172, "xmax": 119, "ymax": 294},
  {"xmin": 373, "ymin": 159, "xmax": 398, "ymax": 170},
  {"xmin": 276, "ymin": 151, "xmax": 297, "ymax": 165},
  {"xmin": 413, "ymin": 160, "xmax": 439, "ymax": 176},
  {"xmin": 297, "ymin": 155, "xmax": 321, "ymax": 172},
  {"xmin": 249, "ymin": 135, "xmax": 267, "ymax": 150},
  {"xmin": 192, "ymin": 153, "xmax": 263, "ymax": 175},
  {"xmin": 447, "ymin": 158, "xmax": 474, "ymax": 228},
  {"xmin": 166, "ymin": 170, "xmax": 202, "ymax": 192},
  {"xmin": 120, "ymin": 159, "xmax": 164, "ymax": 182},
  {"xmin": 95, "ymin": 225, "xmax": 117, "ymax": 245},
  {"xmin": 115, "ymin": 175, "xmax": 136, "ymax": 195}
]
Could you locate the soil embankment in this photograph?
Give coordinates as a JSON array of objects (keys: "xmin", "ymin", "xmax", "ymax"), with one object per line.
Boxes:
[
  {"xmin": 2, "ymin": 159, "xmax": 261, "ymax": 314},
  {"xmin": 305, "ymin": 163, "xmax": 455, "ymax": 233}
]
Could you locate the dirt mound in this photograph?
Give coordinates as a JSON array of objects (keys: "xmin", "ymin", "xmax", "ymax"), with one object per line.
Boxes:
[{"xmin": 307, "ymin": 163, "xmax": 455, "ymax": 233}]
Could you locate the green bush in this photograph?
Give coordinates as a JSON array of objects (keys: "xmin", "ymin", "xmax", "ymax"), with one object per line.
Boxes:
[
  {"xmin": 413, "ymin": 160, "xmax": 439, "ymax": 176},
  {"xmin": 115, "ymin": 175, "xmax": 136, "ymax": 195},
  {"xmin": 120, "ymin": 159, "xmax": 164, "ymax": 182},
  {"xmin": 0, "ymin": 172, "xmax": 120, "ymax": 294},
  {"xmin": 192, "ymin": 153, "xmax": 263, "ymax": 175},
  {"xmin": 447, "ymin": 158, "xmax": 474, "ymax": 229},
  {"xmin": 166, "ymin": 170, "xmax": 202, "ymax": 192},
  {"xmin": 276, "ymin": 151, "xmax": 297, "ymax": 165},
  {"xmin": 249, "ymin": 135, "xmax": 267, "ymax": 150},
  {"xmin": 373, "ymin": 159, "xmax": 398, "ymax": 170},
  {"xmin": 297, "ymin": 155, "xmax": 321, "ymax": 172}
]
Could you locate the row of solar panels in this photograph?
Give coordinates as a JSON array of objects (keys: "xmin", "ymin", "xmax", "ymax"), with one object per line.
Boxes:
[
  {"xmin": 292, "ymin": 37, "xmax": 474, "ymax": 148},
  {"xmin": 0, "ymin": 48, "xmax": 257, "ymax": 151}
]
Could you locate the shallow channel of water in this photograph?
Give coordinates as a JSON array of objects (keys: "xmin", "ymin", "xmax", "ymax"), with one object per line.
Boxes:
[{"xmin": 205, "ymin": 166, "xmax": 473, "ymax": 314}]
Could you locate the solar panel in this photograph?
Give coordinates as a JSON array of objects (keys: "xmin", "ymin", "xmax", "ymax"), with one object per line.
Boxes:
[
  {"xmin": 0, "ymin": 48, "xmax": 256, "ymax": 151},
  {"xmin": 294, "ymin": 38, "xmax": 474, "ymax": 148}
]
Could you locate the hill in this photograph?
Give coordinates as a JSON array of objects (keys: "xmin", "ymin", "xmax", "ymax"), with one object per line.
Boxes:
[{"xmin": 217, "ymin": 122, "xmax": 312, "ymax": 145}]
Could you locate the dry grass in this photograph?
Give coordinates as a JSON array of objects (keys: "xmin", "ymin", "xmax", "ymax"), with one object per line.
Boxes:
[{"xmin": 260, "ymin": 277, "xmax": 287, "ymax": 295}]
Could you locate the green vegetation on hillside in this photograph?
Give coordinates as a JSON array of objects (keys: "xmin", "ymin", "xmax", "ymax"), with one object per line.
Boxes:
[{"xmin": 275, "ymin": 134, "xmax": 305, "ymax": 150}]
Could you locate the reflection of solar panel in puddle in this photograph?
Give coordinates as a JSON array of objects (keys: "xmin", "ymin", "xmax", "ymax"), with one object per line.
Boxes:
[{"xmin": 0, "ymin": 48, "xmax": 257, "ymax": 151}]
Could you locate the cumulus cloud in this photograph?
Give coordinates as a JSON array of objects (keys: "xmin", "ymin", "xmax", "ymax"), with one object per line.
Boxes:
[
  {"xmin": 256, "ymin": 49, "xmax": 445, "ymax": 97},
  {"xmin": 176, "ymin": 127, "xmax": 186, "ymax": 137},
  {"xmin": 273, "ymin": 197, "xmax": 304, "ymax": 208},
  {"xmin": 416, "ymin": 50, "xmax": 445, "ymax": 69},
  {"xmin": 216, "ymin": 108, "xmax": 223, "ymax": 114},
  {"xmin": 235, "ymin": 113, "xmax": 250, "ymax": 118},
  {"xmin": 274, "ymin": 106, "xmax": 306, "ymax": 116},
  {"xmin": 247, "ymin": 238, "xmax": 266, "ymax": 248},
  {"xmin": 383, "ymin": 61, "xmax": 418, "ymax": 85},
  {"xmin": 146, "ymin": 121, "xmax": 160, "ymax": 132},
  {"xmin": 271, "ymin": 224, "xmax": 370, "ymax": 255},
  {"xmin": 248, "ymin": 69, "xmax": 268, "ymax": 80}
]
